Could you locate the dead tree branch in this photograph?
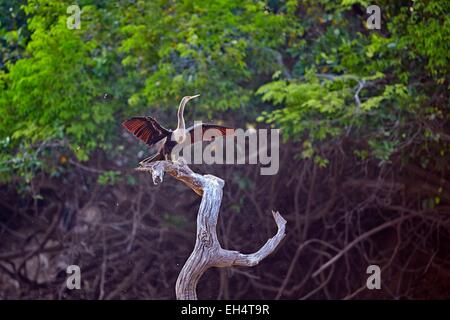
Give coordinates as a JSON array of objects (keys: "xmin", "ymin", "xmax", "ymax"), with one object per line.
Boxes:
[{"xmin": 136, "ymin": 160, "xmax": 286, "ymax": 300}]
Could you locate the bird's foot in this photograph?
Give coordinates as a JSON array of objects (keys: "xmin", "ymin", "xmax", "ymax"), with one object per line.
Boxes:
[{"xmin": 139, "ymin": 153, "xmax": 164, "ymax": 166}]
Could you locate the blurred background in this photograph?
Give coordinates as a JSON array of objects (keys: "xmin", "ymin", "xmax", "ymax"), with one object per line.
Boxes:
[{"xmin": 0, "ymin": 0, "xmax": 449, "ymax": 299}]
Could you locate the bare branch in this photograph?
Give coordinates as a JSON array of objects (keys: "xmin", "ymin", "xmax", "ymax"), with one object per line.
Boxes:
[{"xmin": 137, "ymin": 160, "xmax": 286, "ymax": 300}]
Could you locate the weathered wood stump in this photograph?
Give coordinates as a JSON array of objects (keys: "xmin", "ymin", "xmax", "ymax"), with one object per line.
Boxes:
[{"xmin": 136, "ymin": 160, "xmax": 286, "ymax": 300}]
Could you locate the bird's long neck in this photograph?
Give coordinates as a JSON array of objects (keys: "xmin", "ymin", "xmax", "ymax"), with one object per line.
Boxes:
[
  {"xmin": 173, "ymin": 97, "xmax": 188, "ymax": 144},
  {"xmin": 176, "ymin": 98, "xmax": 187, "ymax": 131}
]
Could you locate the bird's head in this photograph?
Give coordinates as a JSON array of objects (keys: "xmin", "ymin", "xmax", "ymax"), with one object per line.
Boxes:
[
  {"xmin": 175, "ymin": 94, "xmax": 200, "ymax": 142},
  {"xmin": 182, "ymin": 94, "xmax": 200, "ymax": 102}
]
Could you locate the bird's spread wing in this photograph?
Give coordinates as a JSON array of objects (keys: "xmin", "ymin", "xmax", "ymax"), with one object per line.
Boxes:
[
  {"xmin": 122, "ymin": 117, "xmax": 171, "ymax": 146},
  {"xmin": 187, "ymin": 124, "xmax": 235, "ymax": 144}
]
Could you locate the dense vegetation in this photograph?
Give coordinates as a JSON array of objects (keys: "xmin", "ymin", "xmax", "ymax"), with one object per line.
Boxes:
[{"xmin": 0, "ymin": 0, "xmax": 449, "ymax": 299}]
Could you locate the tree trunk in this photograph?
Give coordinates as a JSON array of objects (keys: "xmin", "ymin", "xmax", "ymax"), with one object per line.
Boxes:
[{"xmin": 136, "ymin": 160, "xmax": 286, "ymax": 300}]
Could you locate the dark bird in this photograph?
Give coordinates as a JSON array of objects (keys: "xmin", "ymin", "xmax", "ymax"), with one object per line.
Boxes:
[{"xmin": 122, "ymin": 94, "xmax": 234, "ymax": 164}]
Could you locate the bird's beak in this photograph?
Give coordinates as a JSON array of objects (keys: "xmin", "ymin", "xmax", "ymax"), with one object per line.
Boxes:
[{"xmin": 189, "ymin": 94, "xmax": 200, "ymax": 100}]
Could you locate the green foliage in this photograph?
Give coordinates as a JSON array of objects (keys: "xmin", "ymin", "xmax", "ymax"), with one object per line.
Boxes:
[
  {"xmin": 118, "ymin": 0, "xmax": 290, "ymax": 114},
  {"xmin": 97, "ymin": 170, "xmax": 121, "ymax": 185},
  {"xmin": 257, "ymin": 71, "xmax": 352, "ymax": 142},
  {"xmin": 1, "ymin": 0, "xmax": 292, "ymax": 184},
  {"xmin": 0, "ymin": 0, "xmax": 448, "ymax": 185},
  {"xmin": 0, "ymin": 1, "xmax": 124, "ymax": 182},
  {"xmin": 257, "ymin": 0, "xmax": 449, "ymax": 164}
]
